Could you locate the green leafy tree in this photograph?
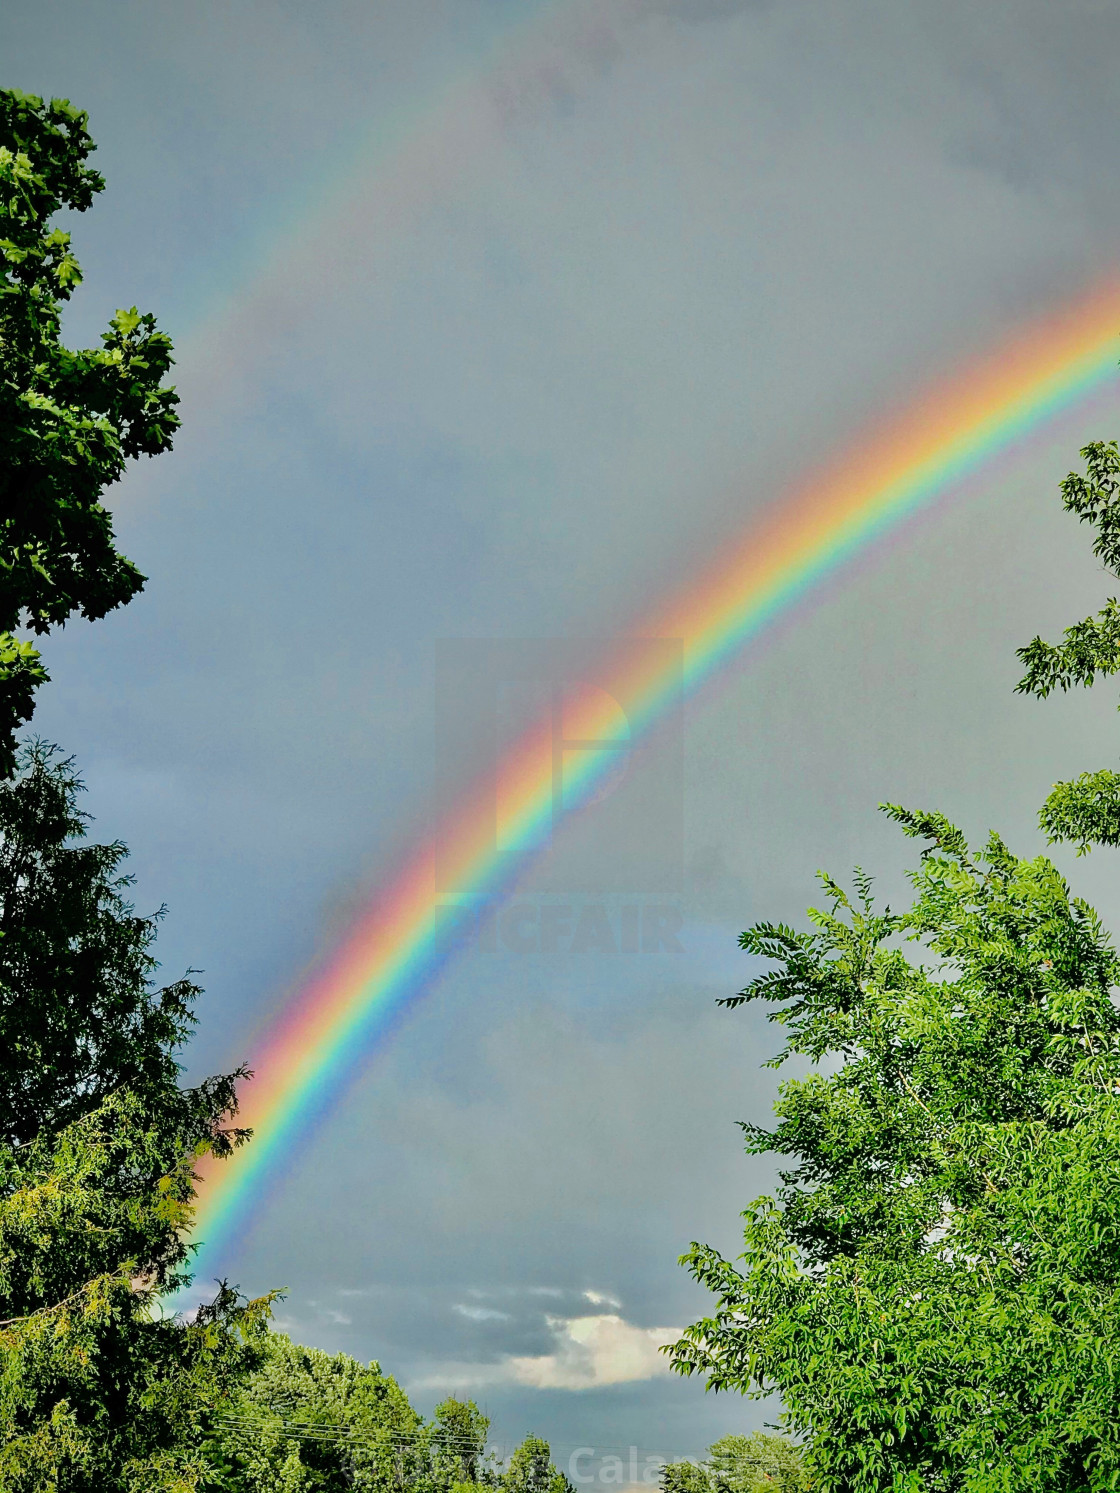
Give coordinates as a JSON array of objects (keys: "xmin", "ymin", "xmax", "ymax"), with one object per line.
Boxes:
[
  {"xmin": 208, "ymin": 1331, "xmax": 425, "ymax": 1492},
  {"xmin": 707, "ymin": 1433, "xmax": 808, "ymax": 1493},
  {"xmin": 431, "ymin": 1409, "xmax": 571, "ymax": 1493},
  {"xmin": 0, "ymin": 746, "xmax": 273, "ymax": 1490},
  {"xmin": 431, "ymin": 1396, "xmax": 494, "ymax": 1490},
  {"xmin": 1017, "ymin": 439, "xmax": 1120, "ymax": 850},
  {"xmin": 661, "ymin": 1460, "xmax": 714, "ymax": 1493},
  {"xmin": 0, "ymin": 87, "xmax": 179, "ymax": 773},
  {"xmin": 661, "ymin": 1433, "xmax": 808, "ymax": 1493},
  {"xmin": 210, "ymin": 1361, "xmax": 575, "ymax": 1493},
  {"xmin": 499, "ymin": 1435, "xmax": 573, "ymax": 1493},
  {"xmin": 671, "ymin": 807, "xmax": 1120, "ymax": 1492}
]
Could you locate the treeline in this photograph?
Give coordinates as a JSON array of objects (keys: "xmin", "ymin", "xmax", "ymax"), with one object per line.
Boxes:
[
  {"xmin": 204, "ymin": 1332, "xmax": 569, "ymax": 1492},
  {"xmin": 204, "ymin": 1326, "xmax": 809, "ymax": 1493}
]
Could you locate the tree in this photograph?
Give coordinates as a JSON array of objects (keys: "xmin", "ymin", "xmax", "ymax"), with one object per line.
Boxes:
[
  {"xmin": 0, "ymin": 744, "xmax": 204, "ymax": 1146},
  {"xmin": 0, "ymin": 88, "xmax": 179, "ymax": 774},
  {"xmin": 1017, "ymin": 439, "xmax": 1120, "ymax": 850},
  {"xmin": 661, "ymin": 1433, "xmax": 808, "ymax": 1493},
  {"xmin": 670, "ymin": 809, "xmax": 1120, "ymax": 1492},
  {"xmin": 0, "ymin": 88, "xmax": 268, "ymax": 1485},
  {"xmin": 208, "ymin": 1355, "xmax": 574, "ymax": 1493},
  {"xmin": 499, "ymin": 1435, "xmax": 573, "ymax": 1493},
  {"xmin": 431, "ymin": 1396, "xmax": 494, "ymax": 1490},
  {"xmin": 207, "ymin": 1331, "xmax": 424, "ymax": 1492},
  {"xmin": 0, "ymin": 746, "xmax": 273, "ymax": 1490}
]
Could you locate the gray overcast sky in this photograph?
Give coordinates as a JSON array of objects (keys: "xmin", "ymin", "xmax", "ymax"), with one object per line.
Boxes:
[{"xmin": 7, "ymin": 0, "xmax": 1120, "ymax": 1460}]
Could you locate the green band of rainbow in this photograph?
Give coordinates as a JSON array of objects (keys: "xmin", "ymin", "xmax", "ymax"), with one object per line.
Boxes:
[{"xmin": 182, "ymin": 280, "xmax": 1120, "ymax": 1293}]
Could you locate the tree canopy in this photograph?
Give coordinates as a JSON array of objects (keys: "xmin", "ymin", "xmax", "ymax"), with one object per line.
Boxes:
[
  {"xmin": 0, "ymin": 85, "xmax": 277, "ymax": 1490},
  {"xmin": 1017, "ymin": 439, "xmax": 1120, "ymax": 850},
  {"xmin": 0, "ymin": 744, "xmax": 210, "ymax": 1147},
  {"xmin": 661, "ymin": 1433, "xmax": 809, "ymax": 1493},
  {"xmin": 206, "ymin": 1338, "xmax": 576, "ymax": 1493},
  {"xmin": 0, "ymin": 87, "xmax": 179, "ymax": 772},
  {"xmin": 671, "ymin": 809, "xmax": 1120, "ymax": 1491},
  {"xmin": 0, "ymin": 746, "xmax": 271, "ymax": 1490},
  {"xmin": 205, "ymin": 1331, "xmax": 423, "ymax": 1492}
]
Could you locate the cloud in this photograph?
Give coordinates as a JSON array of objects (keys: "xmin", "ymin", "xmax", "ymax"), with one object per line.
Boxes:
[
  {"xmin": 511, "ymin": 1312, "xmax": 680, "ymax": 1390},
  {"xmin": 454, "ymin": 1302, "xmax": 513, "ymax": 1323},
  {"xmin": 415, "ymin": 1311, "xmax": 680, "ymax": 1393},
  {"xmin": 583, "ymin": 1289, "xmax": 622, "ymax": 1309}
]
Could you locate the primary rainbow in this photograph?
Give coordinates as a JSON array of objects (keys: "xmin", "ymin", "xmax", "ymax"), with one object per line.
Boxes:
[{"xmin": 181, "ymin": 277, "xmax": 1120, "ymax": 1288}]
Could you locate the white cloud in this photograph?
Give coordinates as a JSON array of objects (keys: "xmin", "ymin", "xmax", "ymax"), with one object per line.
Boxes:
[
  {"xmin": 453, "ymin": 1302, "xmax": 513, "ymax": 1322},
  {"xmin": 413, "ymin": 1311, "xmax": 680, "ymax": 1393},
  {"xmin": 583, "ymin": 1289, "xmax": 622, "ymax": 1309},
  {"xmin": 511, "ymin": 1313, "xmax": 680, "ymax": 1390}
]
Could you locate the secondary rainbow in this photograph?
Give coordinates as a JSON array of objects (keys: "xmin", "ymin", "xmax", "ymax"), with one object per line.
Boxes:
[{"xmin": 180, "ymin": 277, "xmax": 1120, "ymax": 1289}]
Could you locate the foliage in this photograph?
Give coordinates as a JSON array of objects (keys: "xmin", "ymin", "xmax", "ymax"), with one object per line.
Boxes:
[
  {"xmin": 0, "ymin": 743, "xmax": 214, "ymax": 1147},
  {"xmin": 1016, "ymin": 439, "xmax": 1120, "ymax": 849},
  {"xmin": 671, "ymin": 806, "xmax": 1120, "ymax": 1492},
  {"xmin": 206, "ymin": 1330, "xmax": 423, "ymax": 1492},
  {"xmin": 432, "ymin": 1396, "xmax": 494, "ymax": 1489},
  {"xmin": 0, "ymin": 84, "xmax": 283, "ymax": 1489},
  {"xmin": 499, "ymin": 1434, "xmax": 573, "ymax": 1493},
  {"xmin": 0, "ymin": 746, "xmax": 274, "ymax": 1490},
  {"xmin": 661, "ymin": 1433, "xmax": 808, "ymax": 1493},
  {"xmin": 0, "ymin": 88, "xmax": 179, "ymax": 773},
  {"xmin": 208, "ymin": 1346, "xmax": 575, "ymax": 1493},
  {"xmin": 1035, "ymin": 766, "xmax": 1120, "ymax": 851}
]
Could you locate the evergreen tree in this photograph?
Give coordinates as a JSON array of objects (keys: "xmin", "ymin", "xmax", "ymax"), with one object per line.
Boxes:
[
  {"xmin": 0, "ymin": 747, "xmax": 273, "ymax": 1489},
  {"xmin": 0, "ymin": 745, "xmax": 206, "ymax": 1146}
]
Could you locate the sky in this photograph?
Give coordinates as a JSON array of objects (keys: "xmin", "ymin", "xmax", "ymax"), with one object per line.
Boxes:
[{"xmin": 7, "ymin": 0, "xmax": 1120, "ymax": 1466}]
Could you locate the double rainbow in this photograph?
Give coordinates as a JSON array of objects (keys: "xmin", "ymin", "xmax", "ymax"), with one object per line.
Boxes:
[{"xmin": 183, "ymin": 279, "xmax": 1120, "ymax": 1288}]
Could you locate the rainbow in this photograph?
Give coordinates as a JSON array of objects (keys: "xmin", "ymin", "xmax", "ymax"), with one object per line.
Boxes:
[
  {"xmin": 181, "ymin": 278, "xmax": 1120, "ymax": 1291},
  {"xmin": 182, "ymin": 0, "xmax": 649, "ymax": 370}
]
